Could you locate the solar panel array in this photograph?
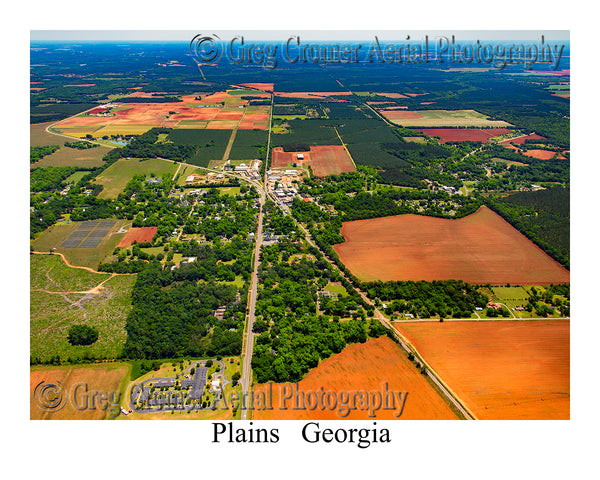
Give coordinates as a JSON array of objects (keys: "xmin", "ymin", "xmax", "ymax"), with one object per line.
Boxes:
[{"xmin": 60, "ymin": 220, "xmax": 116, "ymax": 248}]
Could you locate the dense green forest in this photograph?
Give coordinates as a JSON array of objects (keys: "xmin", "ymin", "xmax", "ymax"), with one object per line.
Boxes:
[
  {"xmin": 30, "ymin": 145, "xmax": 60, "ymax": 164},
  {"xmin": 487, "ymin": 187, "xmax": 570, "ymax": 267},
  {"xmin": 122, "ymin": 262, "xmax": 246, "ymax": 359}
]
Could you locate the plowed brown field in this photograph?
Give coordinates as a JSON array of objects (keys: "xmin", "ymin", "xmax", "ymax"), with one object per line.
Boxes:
[
  {"xmin": 30, "ymin": 364, "xmax": 129, "ymax": 420},
  {"xmin": 417, "ymin": 128, "xmax": 512, "ymax": 143},
  {"xmin": 395, "ymin": 320, "xmax": 570, "ymax": 419},
  {"xmin": 252, "ymin": 336, "xmax": 459, "ymax": 420},
  {"xmin": 334, "ymin": 206, "xmax": 570, "ymax": 284},
  {"xmin": 118, "ymin": 227, "xmax": 158, "ymax": 247}
]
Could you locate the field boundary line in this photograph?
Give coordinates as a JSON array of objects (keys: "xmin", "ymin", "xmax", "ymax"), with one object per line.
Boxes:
[
  {"xmin": 387, "ymin": 324, "xmax": 478, "ymax": 420},
  {"xmin": 333, "ymin": 126, "xmax": 357, "ymax": 169}
]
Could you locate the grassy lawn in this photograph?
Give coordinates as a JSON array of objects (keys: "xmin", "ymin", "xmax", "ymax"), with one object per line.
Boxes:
[
  {"xmin": 140, "ymin": 246, "xmax": 165, "ymax": 256},
  {"xmin": 30, "ymin": 273, "xmax": 136, "ymax": 363},
  {"xmin": 221, "ymin": 275, "xmax": 246, "ymax": 288},
  {"xmin": 65, "ymin": 171, "xmax": 88, "ymax": 184},
  {"xmin": 219, "ymin": 186, "xmax": 241, "ymax": 196},
  {"xmin": 94, "ymin": 158, "xmax": 178, "ymax": 199},
  {"xmin": 324, "ymin": 282, "xmax": 348, "ymax": 296}
]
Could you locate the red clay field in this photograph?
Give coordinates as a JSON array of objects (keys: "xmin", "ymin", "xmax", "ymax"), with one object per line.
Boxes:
[
  {"xmin": 252, "ymin": 336, "xmax": 459, "ymax": 420},
  {"xmin": 499, "ymin": 133, "xmax": 546, "ymax": 145},
  {"xmin": 522, "ymin": 149, "xmax": 567, "ymax": 160},
  {"xmin": 395, "ymin": 320, "xmax": 570, "ymax": 419},
  {"xmin": 271, "ymin": 145, "xmax": 355, "ymax": 176},
  {"xmin": 240, "ymin": 82, "xmax": 274, "ymax": 92},
  {"xmin": 417, "ymin": 128, "xmax": 512, "ymax": 143},
  {"xmin": 333, "ymin": 206, "xmax": 570, "ymax": 284},
  {"xmin": 30, "ymin": 364, "xmax": 129, "ymax": 420},
  {"xmin": 118, "ymin": 227, "xmax": 158, "ymax": 247}
]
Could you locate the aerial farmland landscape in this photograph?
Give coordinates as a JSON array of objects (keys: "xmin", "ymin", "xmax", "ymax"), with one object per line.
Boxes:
[{"xmin": 29, "ymin": 30, "xmax": 571, "ymax": 427}]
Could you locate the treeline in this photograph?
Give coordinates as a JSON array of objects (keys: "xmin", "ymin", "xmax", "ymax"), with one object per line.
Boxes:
[
  {"xmin": 30, "ymin": 103, "xmax": 98, "ymax": 124},
  {"xmin": 364, "ymin": 280, "xmax": 489, "ymax": 319},
  {"xmin": 486, "ymin": 188, "xmax": 570, "ymax": 268},
  {"xmin": 30, "ymin": 145, "xmax": 59, "ymax": 164},
  {"xmin": 64, "ymin": 141, "xmax": 98, "ymax": 150}
]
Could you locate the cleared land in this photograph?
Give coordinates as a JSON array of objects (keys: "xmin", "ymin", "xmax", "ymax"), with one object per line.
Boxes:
[
  {"xmin": 30, "ymin": 254, "xmax": 135, "ymax": 363},
  {"xmin": 31, "ymin": 122, "xmax": 109, "ymax": 168},
  {"xmin": 93, "ymin": 157, "xmax": 178, "ymax": 199},
  {"xmin": 380, "ymin": 109, "xmax": 512, "ymax": 128},
  {"xmin": 334, "ymin": 206, "xmax": 570, "ymax": 284},
  {"xmin": 395, "ymin": 321, "xmax": 570, "ymax": 419},
  {"xmin": 30, "ymin": 363, "xmax": 130, "ymax": 419},
  {"xmin": 271, "ymin": 145, "xmax": 355, "ymax": 176},
  {"xmin": 252, "ymin": 336, "xmax": 459, "ymax": 420},
  {"xmin": 118, "ymin": 227, "xmax": 158, "ymax": 247},
  {"xmin": 417, "ymin": 128, "xmax": 513, "ymax": 143}
]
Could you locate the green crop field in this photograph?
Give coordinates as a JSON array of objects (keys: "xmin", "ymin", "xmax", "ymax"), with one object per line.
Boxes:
[
  {"xmin": 491, "ymin": 286, "xmax": 530, "ymax": 302},
  {"xmin": 169, "ymin": 129, "xmax": 232, "ymax": 167},
  {"xmin": 228, "ymin": 89, "xmax": 263, "ymax": 96},
  {"xmin": 383, "ymin": 109, "xmax": 512, "ymax": 128},
  {"xmin": 30, "ymin": 255, "xmax": 136, "ymax": 363},
  {"xmin": 94, "ymin": 158, "xmax": 178, "ymax": 199},
  {"xmin": 65, "ymin": 171, "xmax": 88, "ymax": 184},
  {"xmin": 169, "ymin": 128, "xmax": 233, "ymax": 146},
  {"xmin": 272, "ymin": 119, "xmax": 341, "ymax": 147}
]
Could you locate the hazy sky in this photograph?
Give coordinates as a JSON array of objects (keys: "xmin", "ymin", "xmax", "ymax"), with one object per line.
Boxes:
[{"xmin": 30, "ymin": 30, "xmax": 570, "ymax": 42}]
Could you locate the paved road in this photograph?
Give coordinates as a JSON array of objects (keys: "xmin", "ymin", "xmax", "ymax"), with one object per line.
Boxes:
[
  {"xmin": 240, "ymin": 206, "xmax": 264, "ymax": 420},
  {"xmin": 240, "ymin": 93, "xmax": 273, "ymax": 420}
]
